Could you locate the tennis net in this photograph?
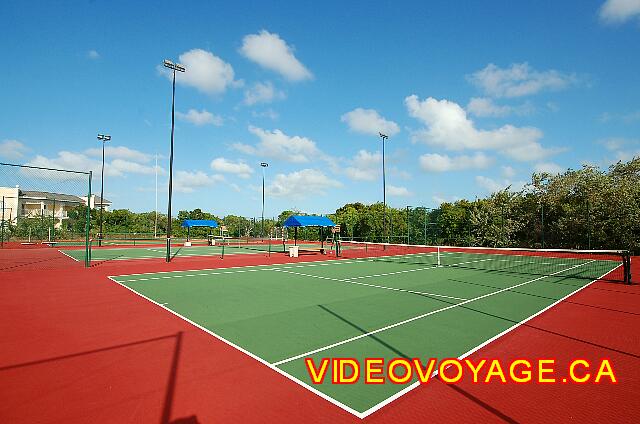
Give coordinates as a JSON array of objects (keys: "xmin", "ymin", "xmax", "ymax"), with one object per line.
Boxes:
[
  {"xmin": 215, "ymin": 237, "xmax": 286, "ymax": 253},
  {"xmin": 339, "ymin": 241, "xmax": 632, "ymax": 284}
]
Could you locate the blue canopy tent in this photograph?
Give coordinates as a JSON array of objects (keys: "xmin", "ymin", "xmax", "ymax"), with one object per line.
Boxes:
[
  {"xmin": 283, "ymin": 215, "xmax": 336, "ymax": 252},
  {"xmin": 181, "ymin": 219, "xmax": 218, "ymax": 244}
]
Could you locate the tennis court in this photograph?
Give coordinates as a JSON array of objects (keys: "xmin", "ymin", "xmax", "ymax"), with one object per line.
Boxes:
[{"xmin": 108, "ymin": 245, "xmax": 628, "ymax": 417}]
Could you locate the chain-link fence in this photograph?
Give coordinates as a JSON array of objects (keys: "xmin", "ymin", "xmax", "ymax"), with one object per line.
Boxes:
[{"xmin": 0, "ymin": 162, "xmax": 92, "ymax": 268}]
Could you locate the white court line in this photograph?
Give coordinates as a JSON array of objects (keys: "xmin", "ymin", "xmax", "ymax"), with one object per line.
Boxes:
[
  {"xmin": 58, "ymin": 249, "xmax": 80, "ymax": 262},
  {"xmin": 106, "ymin": 275, "xmax": 364, "ymax": 418},
  {"xmin": 271, "ymin": 260, "xmax": 594, "ymax": 366},
  {"xmin": 357, "ymin": 261, "xmax": 622, "ymax": 418},
  {"xmin": 273, "ymin": 268, "xmax": 468, "ymax": 301},
  {"xmin": 108, "ymin": 258, "xmax": 619, "ymax": 419}
]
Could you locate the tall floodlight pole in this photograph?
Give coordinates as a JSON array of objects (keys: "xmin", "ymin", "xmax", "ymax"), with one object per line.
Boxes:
[
  {"xmin": 260, "ymin": 162, "xmax": 268, "ymax": 238},
  {"xmin": 379, "ymin": 133, "xmax": 389, "ymax": 243},
  {"xmin": 154, "ymin": 153, "xmax": 158, "ymax": 239},
  {"xmin": 163, "ymin": 59, "xmax": 186, "ymax": 262},
  {"xmin": 97, "ymin": 134, "xmax": 111, "ymax": 247}
]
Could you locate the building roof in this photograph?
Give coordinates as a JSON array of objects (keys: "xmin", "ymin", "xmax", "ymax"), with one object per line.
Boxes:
[
  {"xmin": 20, "ymin": 190, "xmax": 84, "ymax": 203},
  {"xmin": 283, "ymin": 215, "xmax": 336, "ymax": 227},
  {"xmin": 94, "ymin": 195, "xmax": 112, "ymax": 205}
]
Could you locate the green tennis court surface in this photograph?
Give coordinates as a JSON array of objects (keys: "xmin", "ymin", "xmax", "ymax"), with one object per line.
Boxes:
[
  {"xmin": 61, "ymin": 242, "xmax": 326, "ymax": 261},
  {"xmin": 109, "ymin": 251, "xmax": 621, "ymax": 416}
]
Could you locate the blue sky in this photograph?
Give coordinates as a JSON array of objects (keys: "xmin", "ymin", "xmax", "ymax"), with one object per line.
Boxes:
[{"xmin": 1, "ymin": 0, "xmax": 639, "ymax": 217}]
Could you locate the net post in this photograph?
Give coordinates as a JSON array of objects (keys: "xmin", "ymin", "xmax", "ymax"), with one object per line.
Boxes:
[
  {"xmin": 221, "ymin": 240, "xmax": 225, "ymax": 259},
  {"xmin": 437, "ymin": 246, "xmax": 441, "ymax": 267},
  {"xmin": 1, "ymin": 195, "xmax": 5, "ymax": 248},
  {"xmin": 85, "ymin": 171, "xmax": 92, "ymax": 267}
]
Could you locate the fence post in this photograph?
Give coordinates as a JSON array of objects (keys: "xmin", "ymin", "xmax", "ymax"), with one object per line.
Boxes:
[{"xmin": 85, "ymin": 171, "xmax": 92, "ymax": 267}]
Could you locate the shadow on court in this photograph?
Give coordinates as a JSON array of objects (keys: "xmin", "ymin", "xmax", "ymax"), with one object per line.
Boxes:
[{"xmin": 0, "ymin": 332, "xmax": 198, "ymax": 424}]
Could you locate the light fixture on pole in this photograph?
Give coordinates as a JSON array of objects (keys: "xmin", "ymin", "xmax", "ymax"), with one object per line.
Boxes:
[
  {"xmin": 260, "ymin": 162, "xmax": 268, "ymax": 238},
  {"xmin": 97, "ymin": 133, "xmax": 111, "ymax": 247},
  {"xmin": 163, "ymin": 59, "xmax": 186, "ymax": 262},
  {"xmin": 379, "ymin": 132, "xmax": 389, "ymax": 243}
]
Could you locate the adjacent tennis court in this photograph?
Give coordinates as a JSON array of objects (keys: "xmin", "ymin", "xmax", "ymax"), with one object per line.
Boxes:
[
  {"xmin": 108, "ymin": 247, "xmax": 626, "ymax": 417},
  {"xmin": 61, "ymin": 241, "xmax": 329, "ymax": 262}
]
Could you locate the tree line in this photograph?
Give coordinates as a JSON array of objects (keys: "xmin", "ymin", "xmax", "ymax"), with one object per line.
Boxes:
[{"xmin": 3, "ymin": 158, "xmax": 638, "ymax": 253}]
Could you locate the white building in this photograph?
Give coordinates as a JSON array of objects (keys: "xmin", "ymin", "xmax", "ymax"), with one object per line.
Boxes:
[{"xmin": 0, "ymin": 186, "xmax": 111, "ymax": 228}]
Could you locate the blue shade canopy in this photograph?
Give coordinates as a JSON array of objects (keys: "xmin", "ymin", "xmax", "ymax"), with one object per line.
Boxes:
[
  {"xmin": 181, "ymin": 219, "xmax": 218, "ymax": 228},
  {"xmin": 283, "ymin": 215, "xmax": 336, "ymax": 227}
]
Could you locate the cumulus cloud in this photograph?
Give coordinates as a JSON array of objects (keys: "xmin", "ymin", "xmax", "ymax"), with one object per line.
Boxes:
[
  {"xmin": 0, "ymin": 139, "xmax": 29, "ymax": 160},
  {"xmin": 244, "ymin": 81, "xmax": 285, "ymax": 105},
  {"xmin": 240, "ymin": 30, "xmax": 313, "ymax": 81},
  {"xmin": 265, "ymin": 169, "xmax": 341, "ymax": 198},
  {"xmin": 341, "ymin": 108, "xmax": 400, "ymax": 136},
  {"xmin": 174, "ymin": 170, "xmax": 224, "ymax": 193},
  {"xmin": 251, "ymin": 108, "xmax": 279, "ymax": 120},
  {"xmin": 467, "ymin": 63, "xmax": 578, "ymax": 98},
  {"xmin": 176, "ymin": 109, "xmax": 223, "ymax": 126},
  {"xmin": 419, "ymin": 152, "xmax": 493, "ymax": 172},
  {"xmin": 159, "ymin": 49, "xmax": 238, "ymax": 95},
  {"xmin": 466, "ymin": 97, "xmax": 534, "ymax": 118},
  {"xmin": 405, "ymin": 95, "xmax": 559, "ymax": 161},
  {"xmin": 345, "ymin": 150, "xmax": 381, "ymax": 181},
  {"xmin": 599, "ymin": 0, "xmax": 640, "ymax": 23},
  {"xmin": 27, "ymin": 148, "xmax": 163, "ymax": 180},
  {"xmin": 210, "ymin": 157, "xmax": 254, "ymax": 179},
  {"xmin": 85, "ymin": 145, "xmax": 152, "ymax": 163},
  {"xmin": 27, "ymin": 151, "xmax": 120, "ymax": 177},
  {"xmin": 475, "ymin": 175, "xmax": 526, "ymax": 193},
  {"xmin": 232, "ymin": 126, "xmax": 325, "ymax": 163},
  {"xmin": 534, "ymin": 162, "xmax": 564, "ymax": 175},
  {"xmin": 87, "ymin": 50, "xmax": 100, "ymax": 60},
  {"xmin": 501, "ymin": 165, "xmax": 517, "ymax": 178},
  {"xmin": 599, "ymin": 137, "xmax": 640, "ymax": 162},
  {"xmin": 387, "ymin": 185, "xmax": 412, "ymax": 197}
]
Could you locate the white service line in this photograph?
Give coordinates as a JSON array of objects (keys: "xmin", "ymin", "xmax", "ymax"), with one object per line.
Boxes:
[
  {"xmin": 58, "ymin": 250, "xmax": 80, "ymax": 262},
  {"xmin": 271, "ymin": 260, "xmax": 594, "ymax": 366},
  {"xmin": 272, "ymin": 268, "xmax": 467, "ymax": 301}
]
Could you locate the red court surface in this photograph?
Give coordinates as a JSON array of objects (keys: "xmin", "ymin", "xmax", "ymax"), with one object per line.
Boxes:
[{"xmin": 1, "ymin": 247, "xmax": 638, "ymax": 423}]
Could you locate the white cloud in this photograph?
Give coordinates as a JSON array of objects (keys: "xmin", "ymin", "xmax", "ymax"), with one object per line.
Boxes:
[
  {"xmin": 111, "ymin": 159, "xmax": 161, "ymax": 176},
  {"xmin": 232, "ymin": 126, "xmax": 324, "ymax": 163},
  {"xmin": 85, "ymin": 145, "xmax": 151, "ymax": 163},
  {"xmin": 475, "ymin": 175, "xmax": 526, "ymax": 193},
  {"xmin": 419, "ymin": 152, "xmax": 493, "ymax": 172},
  {"xmin": 240, "ymin": 30, "xmax": 313, "ymax": 82},
  {"xmin": 341, "ymin": 108, "xmax": 400, "ymax": 136},
  {"xmin": 466, "ymin": 97, "xmax": 534, "ymax": 118},
  {"xmin": 345, "ymin": 150, "xmax": 381, "ymax": 181},
  {"xmin": 0, "ymin": 139, "xmax": 29, "ymax": 160},
  {"xmin": 210, "ymin": 158, "xmax": 254, "ymax": 179},
  {"xmin": 534, "ymin": 162, "xmax": 564, "ymax": 175},
  {"xmin": 387, "ymin": 185, "xmax": 412, "ymax": 197},
  {"xmin": 27, "ymin": 149, "xmax": 163, "ymax": 180},
  {"xmin": 159, "ymin": 49, "xmax": 238, "ymax": 95},
  {"xmin": 251, "ymin": 109, "xmax": 279, "ymax": 120},
  {"xmin": 501, "ymin": 165, "xmax": 517, "ymax": 178},
  {"xmin": 405, "ymin": 95, "xmax": 559, "ymax": 161},
  {"xmin": 176, "ymin": 109, "xmax": 223, "ymax": 126},
  {"xmin": 244, "ymin": 81, "xmax": 285, "ymax": 105},
  {"xmin": 87, "ymin": 50, "xmax": 100, "ymax": 60},
  {"xmin": 599, "ymin": 0, "xmax": 640, "ymax": 23},
  {"xmin": 27, "ymin": 151, "xmax": 120, "ymax": 177},
  {"xmin": 265, "ymin": 169, "xmax": 341, "ymax": 198},
  {"xmin": 467, "ymin": 63, "xmax": 578, "ymax": 98},
  {"xmin": 599, "ymin": 137, "xmax": 640, "ymax": 162},
  {"xmin": 174, "ymin": 170, "xmax": 224, "ymax": 193}
]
